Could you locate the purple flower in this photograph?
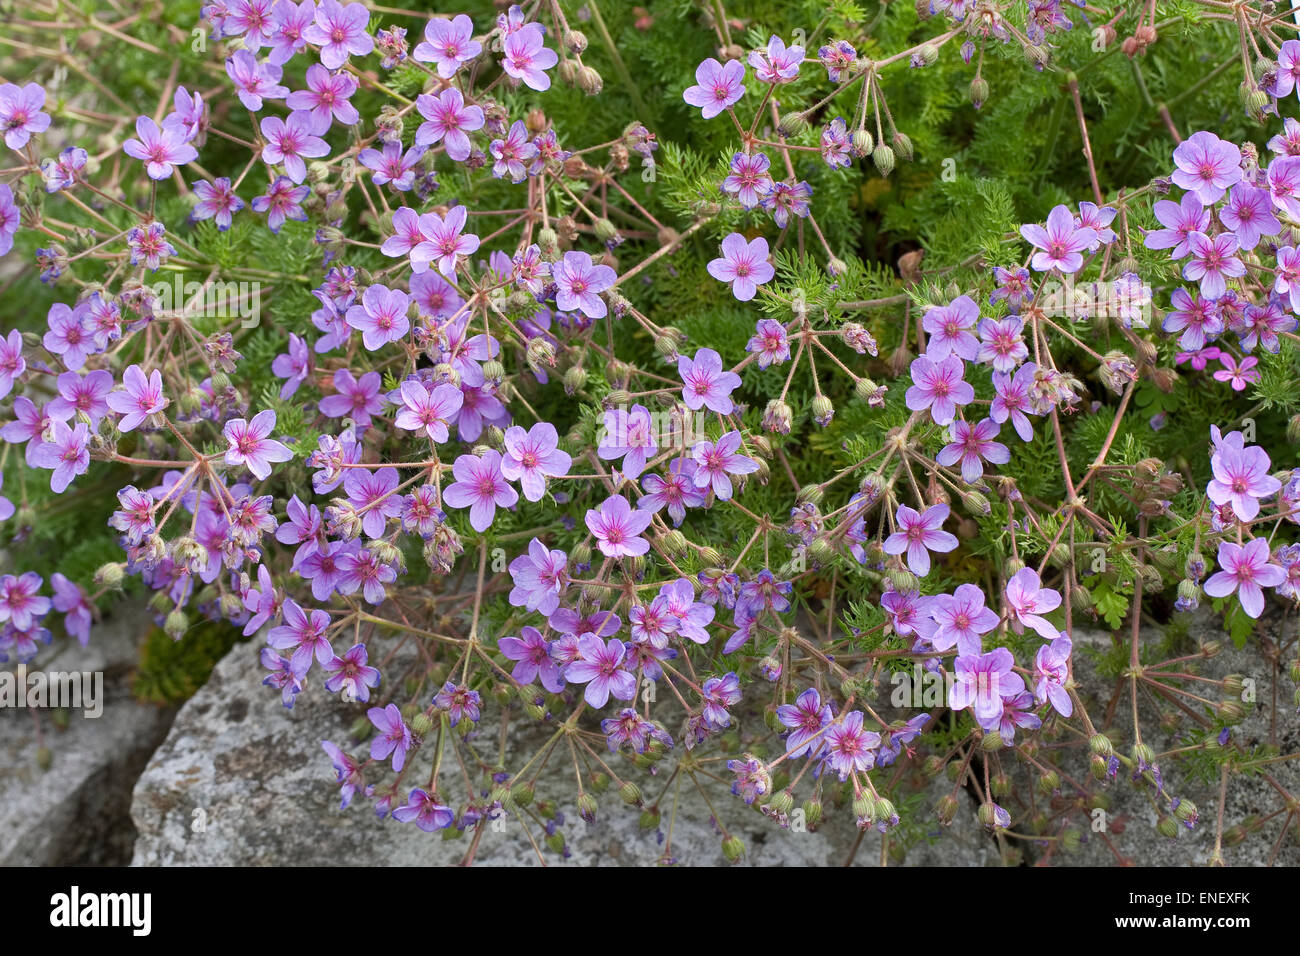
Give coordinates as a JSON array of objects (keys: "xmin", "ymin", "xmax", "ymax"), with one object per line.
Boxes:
[
  {"xmin": 414, "ymin": 88, "xmax": 484, "ymax": 162},
  {"xmin": 1162, "ymin": 287, "xmax": 1223, "ymax": 351},
  {"xmin": 1220, "ymin": 183, "xmax": 1280, "ymax": 251},
  {"xmin": 746, "ymin": 318, "xmax": 791, "ymax": 368},
  {"xmin": 287, "ymin": 63, "xmax": 359, "ymax": 133},
  {"xmin": 123, "ymin": 116, "xmax": 198, "ymax": 180},
  {"xmin": 552, "ymin": 250, "xmax": 616, "ymax": 318},
  {"xmin": 499, "ymin": 625, "xmax": 564, "ymax": 693},
  {"xmin": 267, "ymin": 598, "xmax": 334, "ymax": 672},
  {"xmin": 241, "ymin": 563, "xmax": 281, "ymax": 635},
  {"xmin": 490, "ymin": 120, "xmax": 538, "ymax": 183},
  {"xmin": 976, "ymin": 315, "xmax": 1028, "ymax": 372},
  {"xmin": 367, "ymin": 702, "xmax": 413, "ymax": 771},
  {"xmin": 225, "ymin": 50, "xmax": 288, "ymax": 111},
  {"xmin": 949, "ymin": 647, "xmax": 1015, "ymax": 722},
  {"xmin": 0, "ymin": 329, "xmax": 22, "ymax": 399},
  {"xmin": 260, "ymin": 110, "xmax": 329, "ymax": 184},
  {"xmin": 749, "ymin": 34, "xmax": 803, "ymax": 83},
  {"xmin": 990, "ymin": 363, "xmax": 1038, "ymax": 441},
  {"xmin": 271, "ymin": 332, "xmax": 313, "ymax": 399},
  {"xmin": 700, "ymin": 672, "xmax": 741, "ymax": 729},
  {"xmin": 597, "ymin": 404, "xmax": 657, "ymax": 480},
  {"xmin": 818, "ymin": 40, "xmax": 857, "ymax": 82},
  {"xmin": 1267, "ymin": 155, "xmax": 1300, "ymax": 220},
  {"xmin": 508, "ymin": 539, "xmax": 567, "ymax": 616},
  {"xmin": 691, "ymin": 430, "xmax": 758, "ymax": 500},
  {"xmin": 43, "ymin": 302, "xmax": 95, "ymax": 370},
  {"xmin": 1033, "ymin": 635, "xmax": 1073, "ymax": 717},
  {"xmin": 820, "ymin": 117, "xmax": 851, "ymax": 168},
  {"xmin": 936, "ymin": 417, "xmax": 1010, "ymax": 483},
  {"xmin": 501, "ymin": 422, "xmax": 571, "ymax": 501},
  {"xmin": 321, "ymin": 741, "xmax": 365, "ymax": 809},
  {"xmin": 433, "ymin": 681, "xmax": 481, "ymax": 726},
  {"xmin": 47, "ymin": 369, "xmax": 113, "ymax": 426},
  {"xmin": 1212, "ymin": 353, "xmax": 1260, "ymax": 391},
  {"xmin": 393, "ymin": 789, "xmax": 454, "ymax": 831},
  {"xmin": 105, "ymin": 365, "xmax": 166, "ymax": 432},
  {"xmin": 1171, "ymin": 131, "xmax": 1242, "ymax": 204},
  {"xmin": 414, "ymin": 14, "xmax": 481, "ymax": 78},
  {"xmin": 394, "ymin": 378, "xmax": 463, "ymax": 442},
  {"xmin": 638, "ymin": 459, "xmax": 707, "ymax": 526},
  {"xmin": 412, "ymin": 206, "xmax": 479, "ymax": 278},
  {"xmin": 345, "ymin": 284, "xmax": 410, "ymax": 350},
  {"xmin": 1005, "ymin": 568, "xmax": 1062, "ymax": 639},
  {"xmin": 1182, "ymin": 232, "xmax": 1244, "ymax": 300},
  {"xmin": 586, "ymin": 494, "xmax": 653, "ymax": 559},
  {"xmin": 1239, "ymin": 298, "xmax": 1295, "ymax": 354},
  {"xmin": 683, "ymin": 57, "xmax": 745, "ymax": 118},
  {"xmin": 882, "ymin": 503, "xmax": 958, "ymax": 577},
  {"xmin": 905, "ymin": 354, "xmax": 974, "ymax": 426},
  {"xmin": 923, "ymin": 295, "xmax": 981, "ymax": 361},
  {"xmin": 1204, "ymin": 538, "xmax": 1286, "ymax": 618},
  {"xmin": 50, "ymin": 572, "xmax": 91, "ymax": 646},
  {"xmin": 760, "ymin": 180, "xmax": 812, "ymax": 228},
  {"xmin": 343, "ymin": 467, "xmax": 404, "ymax": 538},
  {"xmin": 0, "ymin": 183, "xmax": 18, "ymax": 256},
  {"xmin": 191, "ymin": 177, "xmax": 245, "ymax": 230},
  {"xmin": 126, "ymin": 221, "xmax": 176, "ymax": 272},
  {"xmin": 0, "ymin": 82, "xmax": 50, "ymax": 150},
  {"xmin": 31, "ymin": 420, "xmax": 90, "ymax": 492},
  {"xmin": 358, "ymin": 140, "xmax": 425, "ymax": 192},
  {"xmin": 267, "ymin": 0, "xmax": 315, "ymax": 64},
  {"xmin": 721, "ymin": 151, "xmax": 774, "ymax": 208},
  {"xmin": 678, "ymin": 347, "xmax": 741, "ymax": 414},
  {"xmin": 708, "ymin": 233, "xmax": 775, "ymax": 301},
  {"xmin": 777, "ymin": 687, "xmax": 834, "ymax": 757},
  {"xmin": 500, "ymin": 22, "xmax": 557, "ymax": 91},
  {"xmin": 1075, "ymin": 202, "xmax": 1117, "ymax": 248},
  {"xmin": 1144, "ymin": 191, "xmax": 1209, "ymax": 259},
  {"xmin": 261, "ymin": 647, "xmax": 307, "ymax": 707},
  {"xmin": 303, "ymin": 0, "xmax": 372, "ymax": 69},
  {"xmin": 564, "ymin": 635, "xmax": 636, "ymax": 707},
  {"xmin": 251, "ymin": 176, "xmax": 310, "ymax": 232},
  {"xmin": 443, "ymin": 450, "xmax": 517, "ymax": 532},
  {"xmin": 930, "ymin": 583, "xmax": 999, "ymax": 656},
  {"xmin": 1020, "ymin": 204, "xmax": 1097, "ymax": 273},
  {"xmin": 1207, "ymin": 441, "xmax": 1279, "ymax": 520},
  {"xmin": 223, "ymin": 409, "xmax": 292, "ymax": 480},
  {"xmin": 824, "ymin": 710, "xmax": 880, "ymax": 779},
  {"xmin": 0, "ymin": 572, "xmax": 50, "ymax": 632},
  {"xmin": 319, "ymin": 368, "xmax": 385, "ymax": 425}
]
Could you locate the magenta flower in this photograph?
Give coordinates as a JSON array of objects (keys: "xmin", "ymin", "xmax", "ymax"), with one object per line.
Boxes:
[
  {"xmin": 225, "ymin": 50, "xmax": 288, "ymax": 111},
  {"xmin": 721, "ymin": 151, "xmax": 774, "ymax": 208},
  {"xmin": 260, "ymin": 111, "xmax": 329, "ymax": 184},
  {"xmin": 123, "ymin": 116, "xmax": 198, "ymax": 180},
  {"xmin": 1020, "ymin": 204, "xmax": 1097, "ymax": 273},
  {"xmin": 0, "ymin": 329, "xmax": 25, "ymax": 399},
  {"xmin": 749, "ymin": 35, "xmax": 804, "ymax": 83},
  {"xmin": 267, "ymin": 0, "xmax": 315, "ymax": 64},
  {"xmin": 1172, "ymin": 131, "xmax": 1242, "ymax": 204},
  {"xmin": 820, "ymin": 117, "xmax": 851, "ymax": 168},
  {"xmin": 323, "ymin": 643, "xmax": 381, "ymax": 702},
  {"xmin": 683, "ymin": 57, "xmax": 745, "ymax": 119},
  {"xmin": 937, "ymin": 417, "xmax": 1010, "ymax": 483},
  {"xmin": 393, "ymin": 789, "xmax": 454, "ymax": 831},
  {"xmin": 271, "ymin": 332, "xmax": 313, "ymax": 399},
  {"xmin": 191, "ymin": 177, "xmax": 245, "ymax": 230},
  {"xmin": 508, "ymin": 538, "xmax": 568, "ymax": 616},
  {"xmin": 107, "ymin": 365, "xmax": 167, "ymax": 431},
  {"xmin": 367, "ymin": 703, "xmax": 413, "ymax": 771},
  {"xmin": 490, "ymin": 120, "xmax": 538, "ymax": 183},
  {"xmin": 678, "ymin": 347, "xmax": 741, "ymax": 414},
  {"xmin": 0, "ymin": 183, "xmax": 18, "ymax": 256},
  {"xmin": 905, "ymin": 354, "xmax": 974, "ymax": 426},
  {"xmin": 414, "ymin": 88, "xmax": 484, "ymax": 162},
  {"xmin": 638, "ymin": 459, "xmax": 707, "ymax": 526},
  {"xmin": 345, "ymin": 284, "xmax": 410, "ymax": 350},
  {"xmin": 414, "ymin": 14, "xmax": 481, "ymax": 78},
  {"xmin": 1239, "ymin": 299, "xmax": 1295, "ymax": 354},
  {"xmin": 1004, "ymin": 568, "xmax": 1062, "ymax": 639},
  {"xmin": 251, "ymin": 175, "xmax": 310, "ymax": 233},
  {"xmin": 930, "ymin": 583, "xmax": 999, "ymax": 656},
  {"xmin": 949, "ymin": 647, "xmax": 1015, "ymax": 722},
  {"xmin": 1220, "ymin": 183, "xmax": 1280, "ymax": 251},
  {"xmin": 746, "ymin": 318, "xmax": 791, "ymax": 368},
  {"xmin": 597, "ymin": 404, "xmax": 657, "ymax": 480},
  {"xmin": 923, "ymin": 295, "xmax": 981, "ymax": 361},
  {"xmin": 499, "ymin": 626, "xmax": 563, "ymax": 693},
  {"xmin": 343, "ymin": 467, "xmax": 404, "ymax": 538},
  {"xmin": 500, "ymin": 422, "xmax": 571, "ymax": 501},
  {"xmin": 303, "ymin": 0, "xmax": 373, "ymax": 69},
  {"xmin": 1271, "ymin": 39, "xmax": 1300, "ymax": 99},
  {"xmin": 286, "ymin": 63, "xmax": 359, "ymax": 133},
  {"xmin": 31, "ymin": 420, "xmax": 90, "ymax": 492},
  {"xmin": 126, "ymin": 222, "xmax": 176, "ymax": 272},
  {"xmin": 883, "ymin": 503, "xmax": 958, "ymax": 577},
  {"xmin": 1207, "ymin": 442, "xmax": 1279, "ymax": 520},
  {"xmin": 1144, "ymin": 191, "xmax": 1209, "ymax": 259},
  {"xmin": 50, "ymin": 572, "xmax": 91, "ymax": 646},
  {"xmin": 443, "ymin": 450, "xmax": 517, "ymax": 532},
  {"xmin": 224, "ymin": 409, "xmax": 293, "ymax": 480},
  {"xmin": 691, "ymin": 430, "xmax": 758, "ymax": 500},
  {"xmin": 43, "ymin": 302, "xmax": 93, "ymax": 371},
  {"xmin": 1162, "ymin": 287, "xmax": 1222, "ymax": 351},
  {"xmin": 358, "ymin": 140, "xmax": 425, "ymax": 191},
  {"xmin": 500, "ymin": 22, "xmax": 557, "ymax": 91},
  {"xmin": 1033, "ymin": 635, "xmax": 1073, "ymax": 717},
  {"xmin": 565, "ymin": 635, "xmax": 637, "ymax": 707},
  {"xmin": 1212, "ymin": 353, "xmax": 1260, "ymax": 392},
  {"xmin": 267, "ymin": 599, "xmax": 334, "ymax": 672},
  {"xmin": 0, "ymin": 82, "xmax": 51, "ymax": 150},
  {"xmin": 761, "ymin": 179, "xmax": 813, "ymax": 228},
  {"xmin": 0, "ymin": 572, "xmax": 50, "ymax": 631},
  {"xmin": 1182, "ymin": 231, "xmax": 1244, "ymax": 300},
  {"xmin": 48, "ymin": 369, "xmax": 113, "ymax": 426},
  {"xmin": 1205, "ymin": 538, "xmax": 1285, "ymax": 619},
  {"xmin": 336, "ymin": 547, "xmax": 397, "ymax": 604},
  {"xmin": 319, "ymin": 368, "xmax": 385, "ymax": 425},
  {"xmin": 586, "ymin": 494, "xmax": 653, "ymax": 558},
  {"xmin": 824, "ymin": 710, "xmax": 880, "ymax": 779},
  {"xmin": 776, "ymin": 687, "xmax": 834, "ymax": 757},
  {"xmin": 708, "ymin": 233, "xmax": 775, "ymax": 301},
  {"xmin": 553, "ymin": 250, "xmax": 616, "ymax": 318},
  {"xmin": 412, "ymin": 206, "xmax": 479, "ymax": 278},
  {"xmin": 976, "ymin": 315, "xmax": 1028, "ymax": 372},
  {"xmin": 394, "ymin": 378, "xmax": 463, "ymax": 442},
  {"xmin": 227, "ymin": 0, "xmax": 276, "ymax": 49},
  {"xmin": 1267, "ymin": 155, "xmax": 1300, "ymax": 220},
  {"xmin": 990, "ymin": 363, "xmax": 1038, "ymax": 441}
]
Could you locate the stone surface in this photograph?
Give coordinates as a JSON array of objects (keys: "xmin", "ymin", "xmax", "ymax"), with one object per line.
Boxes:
[{"xmin": 0, "ymin": 602, "xmax": 175, "ymax": 865}]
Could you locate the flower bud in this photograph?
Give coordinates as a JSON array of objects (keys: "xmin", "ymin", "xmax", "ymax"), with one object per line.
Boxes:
[
  {"xmin": 619, "ymin": 782, "xmax": 642, "ymax": 806},
  {"xmin": 777, "ymin": 112, "xmax": 808, "ymax": 137},
  {"xmin": 1061, "ymin": 827, "xmax": 1083, "ymax": 852},
  {"xmin": 558, "ymin": 59, "xmax": 581, "ymax": 87},
  {"xmin": 410, "ymin": 712, "xmax": 435, "ymax": 736},
  {"xmin": 164, "ymin": 609, "xmax": 188, "ymax": 641},
  {"xmin": 803, "ymin": 798, "xmax": 823, "ymax": 829},
  {"xmin": 1217, "ymin": 699, "xmax": 1245, "ymax": 724},
  {"xmin": 762, "ymin": 399, "xmax": 793, "ymax": 435},
  {"xmin": 872, "ymin": 144, "xmax": 895, "ymax": 177},
  {"xmin": 721, "ymin": 835, "xmax": 745, "ymax": 863},
  {"xmin": 851, "ymin": 128, "xmax": 874, "ymax": 157},
  {"xmin": 562, "ymin": 365, "xmax": 587, "ymax": 395},
  {"xmin": 969, "ymin": 76, "xmax": 990, "ymax": 109},
  {"xmin": 810, "ymin": 394, "xmax": 834, "ymax": 426},
  {"xmin": 892, "ymin": 131, "xmax": 913, "ymax": 161},
  {"xmin": 960, "ymin": 489, "xmax": 991, "ymax": 516},
  {"xmin": 578, "ymin": 66, "xmax": 603, "ymax": 95},
  {"xmin": 94, "ymin": 562, "xmax": 126, "ymax": 589},
  {"xmin": 981, "ymin": 731, "xmax": 1004, "ymax": 752},
  {"xmin": 565, "ymin": 29, "xmax": 588, "ymax": 54}
]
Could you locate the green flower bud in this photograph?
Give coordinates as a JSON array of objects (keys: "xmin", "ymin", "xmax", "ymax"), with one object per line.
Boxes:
[
  {"xmin": 935, "ymin": 794, "xmax": 959, "ymax": 826},
  {"xmin": 892, "ymin": 131, "xmax": 913, "ymax": 161},
  {"xmin": 1157, "ymin": 816, "xmax": 1180, "ymax": 839},
  {"xmin": 619, "ymin": 782, "xmax": 642, "ymax": 806},
  {"xmin": 777, "ymin": 112, "xmax": 808, "ymax": 137},
  {"xmin": 970, "ymin": 76, "xmax": 990, "ymax": 109},
  {"xmin": 803, "ymin": 798, "xmax": 824, "ymax": 829},
  {"xmin": 638, "ymin": 807, "xmax": 660, "ymax": 829},
  {"xmin": 410, "ymin": 713, "xmax": 435, "ymax": 736},
  {"xmin": 164, "ymin": 609, "xmax": 188, "ymax": 641},
  {"xmin": 721, "ymin": 835, "xmax": 745, "ymax": 863},
  {"xmin": 94, "ymin": 562, "xmax": 126, "ymax": 589},
  {"xmin": 1089, "ymin": 734, "xmax": 1114, "ymax": 757},
  {"xmin": 872, "ymin": 144, "xmax": 895, "ymax": 177},
  {"xmin": 851, "ymin": 128, "xmax": 874, "ymax": 156}
]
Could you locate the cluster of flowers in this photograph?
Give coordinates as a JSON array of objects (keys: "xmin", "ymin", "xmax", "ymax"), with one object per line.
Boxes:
[{"xmin": 1, "ymin": 0, "xmax": 1297, "ymax": 862}]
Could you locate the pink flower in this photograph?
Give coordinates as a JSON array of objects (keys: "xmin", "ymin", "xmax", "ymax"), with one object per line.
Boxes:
[
  {"xmin": 43, "ymin": 302, "xmax": 93, "ymax": 371},
  {"xmin": 191, "ymin": 177, "xmax": 245, "ymax": 231},
  {"xmin": 500, "ymin": 22, "xmax": 557, "ymax": 91},
  {"xmin": 0, "ymin": 329, "xmax": 25, "ymax": 399},
  {"xmin": 122, "ymin": 116, "xmax": 198, "ymax": 180},
  {"xmin": 345, "ymin": 284, "xmax": 410, "ymax": 350},
  {"xmin": 597, "ymin": 404, "xmax": 656, "ymax": 479},
  {"xmin": 1212, "ymin": 353, "xmax": 1260, "ymax": 392},
  {"xmin": 367, "ymin": 703, "xmax": 412, "ymax": 771},
  {"xmin": 414, "ymin": 14, "xmax": 481, "ymax": 78},
  {"xmin": 500, "ymin": 422, "xmax": 571, "ymax": 501},
  {"xmin": 394, "ymin": 379, "xmax": 463, "ymax": 442},
  {"xmin": 260, "ymin": 110, "xmax": 329, "ymax": 184},
  {"xmin": 1267, "ymin": 155, "xmax": 1300, "ymax": 220},
  {"xmin": 586, "ymin": 494, "xmax": 653, "ymax": 559},
  {"xmin": 286, "ymin": 62, "xmax": 359, "ymax": 133},
  {"xmin": 1033, "ymin": 635, "xmax": 1073, "ymax": 717},
  {"xmin": 746, "ymin": 318, "xmax": 790, "ymax": 368},
  {"xmin": 707, "ymin": 233, "xmax": 775, "ymax": 301},
  {"xmin": 1204, "ymin": 538, "xmax": 1285, "ymax": 618},
  {"xmin": 223, "ymin": 409, "xmax": 293, "ymax": 480},
  {"xmin": 721, "ymin": 152, "xmax": 773, "ymax": 208},
  {"xmin": 923, "ymin": 295, "xmax": 981, "ymax": 361},
  {"xmin": 443, "ymin": 450, "xmax": 517, "ymax": 532},
  {"xmin": 691, "ymin": 430, "xmax": 758, "ymax": 500},
  {"xmin": 823, "ymin": 710, "xmax": 880, "ymax": 779},
  {"xmin": 47, "ymin": 369, "xmax": 113, "ymax": 426},
  {"xmin": 749, "ymin": 35, "xmax": 804, "ymax": 84},
  {"xmin": 251, "ymin": 175, "xmax": 310, "ymax": 233},
  {"xmin": 905, "ymin": 354, "xmax": 974, "ymax": 426},
  {"xmin": 949, "ymin": 647, "xmax": 1015, "ymax": 722},
  {"xmin": 678, "ymin": 347, "xmax": 742, "ymax": 414},
  {"xmin": 883, "ymin": 503, "xmax": 958, "ymax": 577},
  {"xmin": 683, "ymin": 57, "xmax": 745, "ymax": 118},
  {"xmin": 107, "ymin": 365, "xmax": 167, "ymax": 431},
  {"xmin": 225, "ymin": 49, "xmax": 288, "ymax": 111},
  {"xmin": 564, "ymin": 635, "xmax": 636, "ymax": 708},
  {"xmin": 1171, "ymin": 130, "xmax": 1242, "ymax": 204},
  {"xmin": 1004, "ymin": 568, "xmax": 1062, "ymax": 639},
  {"xmin": 489, "ymin": 120, "xmax": 538, "ymax": 183},
  {"xmin": 1182, "ymin": 232, "xmax": 1244, "ymax": 300},
  {"xmin": 1207, "ymin": 442, "xmax": 1279, "ymax": 520},
  {"xmin": 267, "ymin": 599, "xmax": 334, "ymax": 672},
  {"xmin": 553, "ymin": 250, "xmax": 616, "ymax": 318},
  {"xmin": 303, "ymin": 0, "xmax": 373, "ymax": 69},
  {"xmin": 498, "ymin": 625, "xmax": 563, "ymax": 693},
  {"xmin": 412, "ymin": 206, "xmax": 479, "ymax": 278},
  {"xmin": 936, "ymin": 417, "xmax": 1010, "ymax": 483},
  {"xmin": 31, "ymin": 420, "xmax": 90, "ymax": 493},
  {"xmin": 1020, "ymin": 204, "xmax": 1098, "ymax": 273},
  {"xmin": 1144, "ymin": 191, "xmax": 1209, "ymax": 259},
  {"xmin": 0, "ymin": 82, "xmax": 51, "ymax": 150},
  {"xmin": 343, "ymin": 467, "xmax": 404, "ymax": 538},
  {"xmin": 358, "ymin": 140, "xmax": 425, "ymax": 191},
  {"xmin": 414, "ymin": 88, "xmax": 484, "ymax": 162}
]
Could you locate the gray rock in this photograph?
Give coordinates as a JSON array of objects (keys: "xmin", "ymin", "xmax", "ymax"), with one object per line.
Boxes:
[{"xmin": 0, "ymin": 602, "xmax": 175, "ymax": 865}]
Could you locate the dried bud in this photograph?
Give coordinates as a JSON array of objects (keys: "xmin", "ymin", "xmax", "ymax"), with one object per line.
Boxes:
[{"xmin": 577, "ymin": 66, "xmax": 603, "ymax": 95}]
